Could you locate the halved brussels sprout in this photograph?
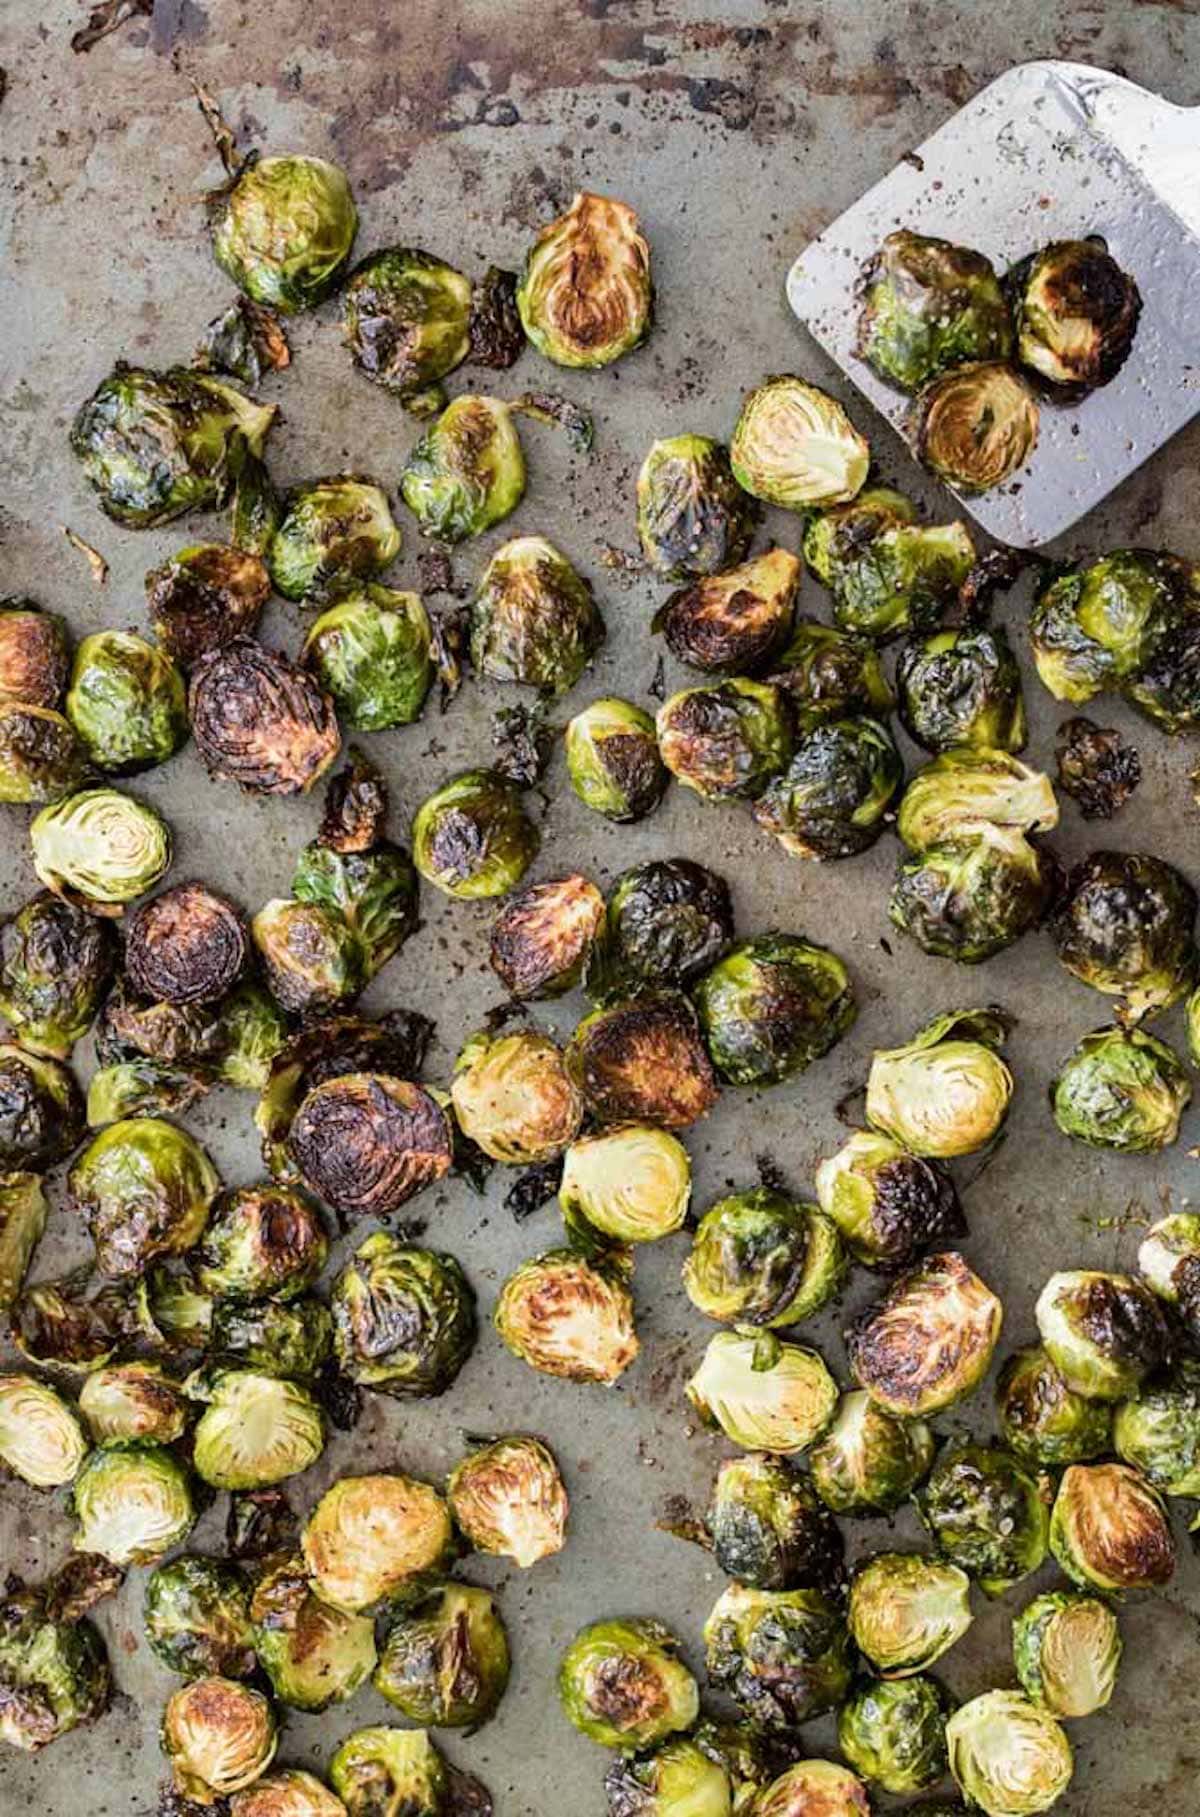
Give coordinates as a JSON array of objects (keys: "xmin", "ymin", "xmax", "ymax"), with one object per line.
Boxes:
[
  {"xmin": 1049, "ymin": 1461, "xmax": 1175, "ymax": 1592},
  {"xmin": 636, "ymin": 435, "xmax": 757, "ymax": 581},
  {"xmin": 189, "ymin": 639, "xmax": 341, "ymax": 797},
  {"xmin": 68, "ymin": 1116, "xmax": 218, "ymax": 1279},
  {"xmin": 517, "ymin": 191, "xmax": 652, "ymax": 368},
  {"xmin": 0, "ymin": 891, "xmax": 115, "ymax": 1059},
  {"xmin": 86, "ymin": 1056, "xmax": 209, "ymax": 1127},
  {"xmin": 1030, "ymin": 548, "xmax": 1190, "ymax": 704},
  {"xmin": 0, "ymin": 598, "xmax": 69, "ymax": 708},
  {"xmin": 730, "ymin": 377, "xmax": 868, "ymax": 510},
  {"xmin": 65, "ymin": 632, "xmax": 187, "ymax": 775},
  {"xmin": 251, "ymin": 1561, "xmax": 376, "ymax": 1712},
  {"xmin": 591, "ymin": 858, "xmax": 733, "ymax": 1002},
  {"xmin": 916, "ymin": 362, "xmax": 1039, "ymax": 493},
  {"xmin": 895, "ymin": 749, "xmax": 1058, "ymax": 851},
  {"xmin": 565, "ymin": 698, "xmax": 667, "ymax": 823},
  {"xmin": 194, "ymin": 1183, "xmax": 327, "ymax": 1303},
  {"xmin": 1013, "ymin": 1590, "xmax": 1121, "ymax": 1719},
  {"xmin": 11, "ymin": 1273, "xmax": 122, "ymax": 1374},
  {"xmin": 890, "ymin": 829, "xmax": 1059, "ymax": 965},
  {"xmin": 603, "ymin": 1737, "xmax": 732, "ymax": 1817},
  {"xmin": 996, "ymin": 1346, "xmax": 1113, "ymax": 1468},
  {"xmin": 451, "ymin": 1028, "xmax": 583, "ymax": 1165},
  {"xmin": 1050, "ymin": 851, "xmax": 1196, "ymax": 1021},
  {"xmin": 145, "ymin": 1555, "xmax": 256, "ymax": 1679},
  {"xmin": 472, "ymin": 535, "xmax": 605, "ymax": 695},
  {"xmin": 495, "ymin": 1246, "xmax": 638, "ymax": 1384},
  {"xmin": 0, "ymin": 1579, "xmax": 110, "ymax": 1752},
  {"xmin": 1051, "ymin": 1024, "xmax": 1190, "ymax": 1152},
  {"xmin": 704, "ymin": 1582, "xmax": 850, "ymax": 1731},
  {"xmin": 447, "ymin": 1434, "xmax": 568, "ymax": 1567},
  {"xmin": 808, "ymin": 1389, "xmax": 934, "ymax": 1517},
  {"xmin": 162, "ymin": 1674, "xmax": 277, "ymax": 1801},
  {"xmin": 770, "ymin": 618, "xmax": 894, "ymax": 725},
  {"xmin": 329, "ymin": 1726, "xmax": 449, "ymax": 1817},
  {"xmin": 754, "ymin": 1761, "xmax": 869, "ymax": 1817},
  {"xmin": 0, "ymin": 1046, "xmax": 84, "ymax": 1172},
  {"xmin": 686, "ymin": 1330, "xmax": 837, "ymax": 1452},
  {"xmin": 866, "ymin": 1007, "xmax": 1013, "ymax": 1158},
  {"xmin": 897, "ymin": 626, "xmax": 1026, "ymax": 754},
  {"xmin": 560, "ymin": 1125, "xmax": 691, "ymax": 1245},
  {"xmin": 412, "ymin": 768, "xmax": 539, "ymax": 900},
  {"xmin": 802, "ymin": 487, "xmax": 975, "ymax": 641},
  {"xmin": 568, "ymin": 993, "xmax": 718, "ymax": 1129},
  {"xmin": 850, "ymin": 1550, "xmax": 975, "ymax": 1683},
  {"xmin": 657, "ymin": 678, "xmax": 791, "ymax": 801},
  {"xmin": 838, "ymin": 1675, "xmax": 949, "ymax": 1794},
  {"xmin": 694, "ymin": 934, "xmax": 856, "ymax": 1086},
  {"xmin": 489, "ymin": 873, "xmax": 605, "ymax": 999},
  {"xmin": 211, "ymin": 1296, "xmax": 332, "ymax": 1379},
  {"xmin": 72, "ymin": 1441, "xmax": 195, "ymax": 1565},
  {"xmin": 1008, "ymin": 238, "xmax": 1141, "ymax": 395},
  {"xmin": 211, "ymin": 151, "xmax": 356, "ymax": 310},
  {"xmin": 302, "ymin": 585, "xmax": 433, "ymax": 730},
  {"xmin": 656, "ymin": 547, "xmax": 799, "ymax": 675},
  {"xmin": 190, "ymin": 1368, "xmax": 324, "ymax": 1490},
  {"xmin": 946, "ymin": 1692, "xmax": 1071, "ymax": 1817},
  {"xmin": 342, "ymin": 247, "xmax": 471, "ymax": 402},
  {"xmin": 815, "ymin": 1129, "xmax": 963, "ymax": 1269},
  {"xmin": 559, "ymin": 1616, "xmax": 697, "ymax": 1750},
  {"xmin": 78, "ymin": 1361, "xmax": 186, "ymax": 1446},
  {"xmin": 0, "ymin": 704, "xmax": 88, "ymax": 805},
  {"xmin": 252, "ymin": 898, "xmax": 363, "ymax": 1016},
  {"xmin": 302, "ymin": 1474, "xmax": 453, "ymax": 1613},
  {"xmin": 0, "ymin": 1173, "xmax": 47, "ymax": 1309},
  {"xmin": 691, "ymin": 1718, "xmax": 789, "ymax": 1809},
  {"xmin": 71, "ymin": 363, "xmax": 275, "ymax": 527},
  {"xmin": 284, "ymin": 1072, "xmax": 453, "ymax": 1220},
  {"xmin": 701, "ymin": 1452, "xmax": 843, "ymax": 1592},
  {"xmin": 1113, "ymin": 1370, "xmax": 1200, "ymax": 1495},
  {"xmin": 231, "ymin": 1772, "xmax": 348, "ymax": 1817},
  {"xmin": 400, "ymin": 394, "xmax": 525, "ymax": 543},
  {"xmin": 137, "ymin": 1258, "xmax": 214, "ymax": 1351},
  {"xmin": 682, "ymin": 1190, "xmax": 844, "ymax": 1327},
  {"xmin": 917, "ymin": 1443, "xmax": 1049, "ymax": 1595},
  {"xmin": 31, "ymin": 786, "xmax": 172, "ymax": 912},
  {"xmin": 0, "ymin": 1372, "xmax": 86, "ymax": 1487},
  {"xmin": 331, "ymin": 1232, "xmax": 476, "ymax": 1397},
  {"xmin": 374, "ymin": 1581, "xmax": 509, "ymax": 1727},
  {"xmin": 858, "ymin": 230, "xmax": 1013, "ymax": 392},
  {"xmin": 125, "ymin": 883, "xmax": 247, "ymax": 1009},
  {"xmin": 146, "ymin": 543, "xmax": 271, "ymax": 669},
  {"xmin": 268, "ymin": 475, "xmax": 400, "ymax": 604},
  {"xmin": 1138, "ymin": 1209, "xmax": 1200, "ymax": 1312},
  {"xmin": 292, "ymin": 838, "xmax": 418, "ymax": 985},
  {"xmin": 847, "ymin": 1250, "xmax": 1003, "ymax": 1417},
  {"xmin": 95, "ymin": 976, "xmax": 225, "ymax": 1073},
  {"xmin": 752, "ymin": 715, "xmax": 901, "ymax": 860}
]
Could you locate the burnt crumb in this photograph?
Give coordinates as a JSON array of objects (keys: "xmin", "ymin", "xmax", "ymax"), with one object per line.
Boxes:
[
  {"xmin": 417, "ymin": 549, "xmax": 463, "ymax": 598},
  {"xmin": 512, "ymin": 391, "xmax": 594, "ymax": 453},
  {"xmin": 71, "ymin": 0, "xmax": 152, "ymax": 53},
  {"xmin": 377, "ymin": 1008, "xmax": 436, "ymax": 1079},
  {"xmin": 648, "ymin": 653, "xmax": 666, "ymax": 701},
  {"xmin": 755, "ymin": 1151, "xmax": 791, "ymax": 1195},
  {"xmin": 0, "ymin": 69, "xmax": 7, "ymax": 110},
  {"xmin": 491, "ymin": 701, "xmax": 554, "ymax": 786},
  {"xmin": 956, "ymin": 547, "xmax": 1032, "ymax": 621},
  {"xmin": 1057, "ymin": 717, "xmax": 1141, "ymax": 819},
  {"xmin": 468, "ymin": 267, "xmax": 525, "ymax": 369},
  {"xmin": 430, "ymin": 604, "xmax": 472, "ymax": 710},
  {"xmin": 598, "ymin": 543, "xmax": 644, "ymax": 575},
  {"xmin": 504, "ymin": 1155, "xmax": 564, "ymax": 1222},
  {"xmin": 316, "ymin": 1361, "xmax": 363, "ymax": 1432},
  {"xmin": 446, "ymin": 1769, "xmax": 493, "ymax": 1817},
  {"xmin": 900, "ymin": 149, "xmax": 926, "ymax": 172},
  {"xmin": 686, "ymin": 77, "xmax": 757, "ymax": 130}
]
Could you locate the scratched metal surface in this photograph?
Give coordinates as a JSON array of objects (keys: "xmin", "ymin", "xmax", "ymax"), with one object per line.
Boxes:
[{"xmin": 3, "ymin": 4, "xmax": 1200, "ymax": 1814}]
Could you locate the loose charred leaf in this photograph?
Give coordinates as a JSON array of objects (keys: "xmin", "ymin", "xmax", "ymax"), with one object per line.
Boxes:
[
  {"xmin": 226, "ymin": 1488, "xmax": 298, "ymax": 1563},
  {"xmin": 61, "ymin": 526, "xmax": 109, "ymax": 586},
  {"xmin": 512, "ymin": 391, "xmax": 594, "ymax": 454},
  {"xmin": 71, "ymin": 0, "xmax": 152, "ymax": 54},
  {"xmin": 957, "ymin": 547, "xmax": 1032, "ymax": 623},
  {"xmin": 43, "ymin": 1555, "xmax": 125, "ymax": 1624},
  {"xmin": 468, "ymin": 267, "xmax": 524, "ymax": 370},
  {"xmin": 318, "ymin": 746, "xmax": 390, "ymax": 853},
  {"xmin": 376, "ymin": 1009, "xmax": 436, "ymax": 1079},
  {"xmin": 430, "ymin": 605, "xmax": 471, "ymax": 711},
  {"xmin": 1056, "ymin": 717, "xmax": 1141, "ymax": 820},
  {"xmin": 192, "ymin": 77, "xmax": 249, "ymax": 184},
  {"xmin": 417, "ymin": 549, "xmax": 462, "ymax": 598},
  {"xmin": 315, "ymin": 1359, "xmax": 362, "ymax": 1432},
  {"xmin": 504, "ymin": 1155, "xmax": 564, "ymax": 1222},
  {"xmin": 194, "ymin": 296, "xmax": 291, "ymax": 389},
  {"xmin": 491, "ymin": 702, "xmax": 554, "ymax": 786}
]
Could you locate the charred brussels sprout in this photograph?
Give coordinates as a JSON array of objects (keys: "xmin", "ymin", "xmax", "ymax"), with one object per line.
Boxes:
[
  {"xmin": 1113, "ymin": 1370, "xmax": 1200, "ymax": 1495},
  {"xmin": 0, "ymin": 1174, "xmax": 47, "ymax": 1310},
  {"xmin": 1029, "ymin": 549, "xmax": 1191, "ymax": 704},
  {"xmin": 657, "ymin": 678, "xmax": 791, "ymax": 801},
  {"xmin": 656, "ymin": 548, "xmax": 799, "ymax": 675},
  {"xmin": 848, "ymin": 1250, "xmax": 1003, "ymax": 1417},
  {"xmin": 69, "ymin": 1116, "xmax": 218, "ymax": 1279},
  {"xmin": 412, "ymin": 768, "xmax": 539, "ymax": 900},
  {"xmin": 592, "ymin": 858, "xmax": 732, "ymax": 1000},
  {"xmin": 686, "ymin": 1330, "xmax": 837, "ymax": 1452},
  {"xmin": 162, "ymin": 1674, "xmax": 277, "ymax": 1801},
  {"xmin": 302, "ymin": 585, "xmax": 433, "ymax": 729},
  {"xmin": 1009, "ymin": 238, "xmax": 1141, "ymax": 395},
  {"xmin": 560, "ymin": 1125, "xmax": 691, "ymax": 1244},
  {"xmin": 284, "ymin": 1074, "xmax": 453, "ymax": 1221},
  {"xmin": 292, "ymin": 839, "xmax": 418, "ymax": 984},
  {"xmin": 866, "ymin": 1007, "xmax": 1013, "ymax": 1158},
  {"xmin": 566, "ymin": 698, "xmax": 667, "ymax": 822},
  {"xmin": 1050, "ymin": 851, "xmax": 1196, "ymax": 1020},
  {"xmin": 808, "ymin": 1389, "xmax": 934, "ymax": 1516},
  {"xmin": 1035, "ymin": 1270, "xmax": 1166, "ymax": 1402},
  {"xmin": 231, "ymin": 1771, "xmax": 348, "ymax": 1817},
  {"xmin": 917, "ymin": 1444, "xmax": 1048, "ymax": 1594},
  {"xmin": 211, "ymin": 1297, "xmax": 332, "ymax": 1378},
  {"xmin": 858, "ymin": 230, "xmax": 1013, "ymax": 392},
  {"xmin": 0, "ymin": 1046, "xmax": 84, "ymax": 1171},
  {"xmin": 145, "ymin": 1555, "xmax": 256, "ymax": 1679},
  {"xmin": 252, "ymin": 1562, "xmax": 376, "ymax": 1712},
  {"xmin": 268, "ymin": 476, "xmax": 401, "ymax": 604},
  {"xmin": 0, "ymin": 1372, "xmax": 86, "ymax": 1487},
  {"xmin": 838, "ymin": 1675, "xmax": 949, "ymax": 1794},
  {"xmin": 1055, "ymin": 716, "xmax": 1141, "ymax": 820},
  {"xmin": 702, "ymin": 1453, "xmax": 843, "ymax": 1591},
  {"xmin": 342, "ymin": 248, "xmax": 471, "ymax": 403},
  {"xmin": 897, "ymin": 626, "xmax": 1026, "ymax": 753},
  {"xmin": 146, "ymin": 544, "xmax": 271, "ymax": 669},
  {"xmin": 471, "ymin": 535, "xmax": 604, "ymax": 693},
  {"xmin": 65, "ymin": 632, "xmax": 187, "ymax": 774},
  {"xmin": 0, "ymin": 599, "xmax": 70, "ymax": 708},
  {"xmin": 0, "ymin": 1579, "xmax": 110, "ymax": 1752},
  {"xmin": 329, "ymin": 1727, "xmax": 450, "ymax": 1817},
  {"xmin": 400, "ymin": 394, "xmax": 525, "ymax": 543},
  {"xmin": 302, "ymin": 1473, "xmax": 453, "ymax": 1612},
  {"xmin": 1049, "ymin": 1461, "xmax": 1174, "ymax": 1592},
  {"xmin": 31, "ymin": 786, "xmax": 171, "ymax": 912},
  {"xmin": 730, "ymin": 377, "xmax": 869, "ymax": 510},
  {"xmin": 559, "ymin": 1616, "xmax": 697, "ymax": 1750},
  {"xmin": 489, "ymin": 873, "xmax": 604, "ymax": 999},
  {"xmin": 1139, "ymin": 1209, "xmax": 1200, "ymax": 1318},
  {"xmin": 447, "ymin": 1435, "xmax": 568, "ymax": 1568},
  {"xmin": 189, "ymin": 639, "xmax": 340, "ymax": 797},
  {"xmin": 753, "ymin": 716, "xmax": 901, "ymax": 860},
  {"xmin": 603, "ymin": 1737, "xmax": 733, "ymax": 1817},
  {"xmin": 891, "ymin": 830, "xmax": 1058, "ymax": 965},
  {"xmin": 73, "ymin": 1441, "xmax": 195, "ymax": 1564},
  {"xmin": 704, "ymin": 1583, "xmax": 850, "ymax": 1731},
  {"xmin": 375, "ymin": 1581, "xmax": 509, "ymax": 1727},
  {"xmin": 682, "ymin": 1189, "xmax": 844, "ymax": 1327},
  {"xmin": 495, "ymin": 1246, "xmax": 638, "ymax": 1384},
  {"xmin": 1013, "ymin": 1591, "xmax": 1121, "ymax": 1719},
  {"xmin": 567, "ymin": 992, "xmax": 718, "ymax": 1128},
  {"xmin": 815, "ymin": 1130, "xmax": 963, "ymax": 1269},
  {"xmin": 78, "ymin": 1361, "xmax": 186, "ymax": 1446},
  {"xmin": 451, "ymin": 1029, "xmax": 582, "ymax": 1165},
  {"xmin": 517, "ymin": 191, "xmax": 652, "ymax": 369},
  {"xmin": 0, "ymin": 704, "xmax": 87, "ymax": 806},
  {"xmin": 848, "ymin": 1551, "xmax": 972, "ymax": 1677},
  {"xmin": 1051, "ymin": 1024, "xmax": 1190, "ymax": 1151},
  {"xmin": 802, "ymin": 489, "xmax": 974, "ymax": 641},
  {"xmin": 252, "ymin": 898, "xmax": 362, "ymax": 1016},
  {"xmin": 11, "ymin": 1274, "xmax": 122, "ymax": 1373},
  {"xmin": 636, "ymin": 435, "xmax": 757, "ymax": 581},
  {"xmin": 331, "ymin": 1233, "xmax": 476, "ymax": 1397},
  {"xmin": 755, "ymin": 1762, "xmax": 870, "ymax": 1817},
  {"xmin": 996, "ymin": 1347, "xmax": 1112, "ymax": 1468},
  {"xmin": 945, "ymin": 1692, "xmax": 1071, "ymax": 1817},
  {"xmin": 70, "ymin": 364, "xmax": 275, "ymax": 528},
  {"xmin": 189, "ymin": 1368, "xmax": 324, "ymax": 1490},
  {"xmin": 127, "ymin": 883, "xmax": 248, "ymax": 1006},
  {"xmin": 770, "ymin": 618, "xmax": 893, "ymax": 720},
  {"xmin": 212, "ymin": 153, "xmax": 357, "ymax": 311},
  {"xmin": 694, "ymin": 934, "xmax": 856, "ymax": 1086},
  {"xmin": 916, "ymin": 363, "xmax": 1039, "ymax": 493}
]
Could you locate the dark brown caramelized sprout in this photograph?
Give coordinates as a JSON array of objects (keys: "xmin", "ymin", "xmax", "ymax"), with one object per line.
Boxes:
[
  {"xmin": 753, "ymin": 715, "xmax": 902, "ymax": 861},
  {"xmin": 146, "ymin": 545, "xmax": 271, "ymax": 669},
  {"xmin": 470, "ymin": 535, "xmax": 605, "ymax": 694},
  {"xmin": 0, "ymin": 1045, "xmax": 85, "ymax": 1172},
  {"xmin": 657, "ymin": 678, "xmax": 792, "ymax": 801},
  {"xmin": 517, "ymin": 191, "xmax": 653, "ymax": 369},
  {"xmin": 916, "ymin": 361, "xmax": 1039, "ymax": 493},
  {"xmin": 194, "ymin": 1184, "xmax": 327, "ymax": 1303},
  {"xmin": 694, "ymin": 933, "xmax": 856, "ymax": 1087},
  {"xmin": 847, "ymin": 1250, "xmax": 1003, "ymax": 1417},
  {"xmin": 568, "ymin": 992, "xmax": 719, "ymax": 1128},
  {"xmin": 489, "ymin": 873, "xmax": 605, "ymax": 998},
  {"xmin": 189, "ymin": 639, "xmax": 340, "ymax": 797},
  {"xmin": 285, "ymin": 1073, "xmax": 453, "ymax": 1221},
  {"xmin": 126, "ymin": 882, "xmax": 249, "ymax": 1006},
  {"xmin": 770, "ymin": 618, "xmax": 893, "ymax": 721},
  {"xmin": 591, "ymin": 858, "xmax": 733, "ymax": 1002},
  {"xmin": 1055, "ymin": 717, "xmax": 1141, "ymax": 820},
  {"xmin": 858, "ymin": 230, "xmax": 1014, "ymax": 393},
  {"xmin": 565, "ymin": 697, "xmax": 667, "ymax": 823},
  {"xmin": 0, "ymin": 703, "xmax": 89, "ymax": 806},
  {"xmin": 0, "ymin": 599, "xmax": 71, "ymax": 708},
  {"xmin": 1008, "ymin": 237, "xmax": 1141, "ymax": 395},
  {"xmin": 655, "ymin": 547, "xmax": 800, "ymax": 675},
  {"xmin": 341, "ymin": 247, "xmax": 472, "ymax": 406},
  {"xmin": 331, "ymin": 1232, "xmax": 476, "ymax": 1398},
  {"xmin": 0, "ymin": 891, "xmax": 116, "ymax": 1057}
]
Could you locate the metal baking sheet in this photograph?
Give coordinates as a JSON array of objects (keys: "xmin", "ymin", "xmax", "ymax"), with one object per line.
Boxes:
[{"xmin": 2, "ymin": 4, "xmax": 1200, "ymax": 1814}]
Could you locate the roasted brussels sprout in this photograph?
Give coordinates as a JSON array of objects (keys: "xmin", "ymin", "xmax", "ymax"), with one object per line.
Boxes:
[
  {"xmin": 0, "ymin": 599, "xmax": 70, "ymax": 709},
  {"xmin": 1050, "ymin": 851, "xmax": 1196, "ymax": 1020},
  {"xmin": 603, "ymin": 1737, "xmax": 733, "ymax": 1817},
  {"xmin": 231, "ymin": 1771, "xmax": 348, "ymax": 1817},
  {"xmin": 802, "ymin": 488, "xmax": 975, "ymax": 641},
  {"xmin": 560, "ymin": 1125, "xmax": 691, "ymax": 1245},
  {"xmin": 472, "ymin": 536, "xmax": 605, "ymax": 696},
  {"xmin": 451, "ymin": 1029, "xmax": 582, "ymax": 1165},
  {"xmin": 591, "ymin": 858, "xmax": 732, "ymax": 1002},
  {"xmin": 694, "ymin": 934, "xmax": 856, "ymax": 1086},
  {"xmin": 1029, "ymin": 548, "xmax": 1192, "ymax": 704},
  {"xmin": 657, "ymin": 678, "xmax": 791, "ymax": 801},
  {"xmin": 690, "ymin": 1718, "xmax": 788, "ymax": 1808},
  {"xmin": 412, "ymin": 768, "xmax": 539, "ymax": 900},
  {"xmin": 890, "ymin": 830, "xmax": 1059, "ymax": 965},
  {"xmin": 211, "ymin": 152, "xmax": 356, "ymax": 310},
  {"xmin": 1008, "ymin": 238, "xmax": 1141, "ymax": 395},
  {"xmin": 752, "ymin": 716, "xmax": 901, "ymax": 860},
  {"xmin": 1113, "ymin": 1369, "xmax": 1200, "ymax": 1495},
  {"xmin": 302, "ymin": 585, "xmax": 433, "ymax": 730},
  {"xmin": 917, "ymin": 1444, "xmax": 1049, "ymax": 1594},
  {"xmin": 1051, "ymin": 1024, "xmax": 1190, "ymax": 1152},
  {"xmin": 946, "ymin": 1692, "xmax": 1071, "ymax": 1817},
  {"xmin": 809, "ymin": 1389, "xmax": 934, "ymax": 1516},
  {"xmin": 267, "ymin": 476, "xmax": 400, "ymax": 605},
  {"xmin": 65, "ymin": 632, "xmax": 187, "ymax": 775},
  {"xmin": 11, "ymin": 1273, "xmax": 123, "ymax": 1373},
  {"xmin": 559, "ymin": 1616, "xmax": 697, "ymax": 1751},
  {"xmin": 838, "ymin": 1675, "xmax": 949, "ymax": 1794},
  {"xmin": 754, "ymin": 1761, "xmax": 870, "ymax": 1817},
  {"xmin": 331, "ymin": 1233, "xmax": 475, "ymax": 1397},
  {"xmin": 69, "ymin": 1116, "xmax": 218, "ymax": 1279},
  {"xmin": 328, "ymin": 1726, "xmax": 449, "ymax": 1817},
  {"xmin": 147, "ymin": 544, "xmax": 271, "ymax": 669},
  {"xmin": 400, "ymin": 394, "xmax": 525, "ymax": 543},
  {"xmin": 858, "ymin": 230, "xmax": 1013, "ymax": 392},
  {"xmin": 489, "ymin": 873, "xmax": 605, "ymax": 999},
  {"xmin": 374, "ymin": 1581, "xmax": 509, "ymax": 1727},
  {"xmin": 847, "ymin": 1250, "xmax": 1003, "ymax": 1417},
  {"xmin": 189, "ymin": 1368, "xmax": 324, "ymax": 1490},
  {"xmin": 72, "ymin": 1441, "xmax": 195, "ymax": 1565},
  {"xmin": 917, "ymin": 362, "xmax": 1039, "ymax": 493},
  {"xmin": 145, "ymin": 1555, "xmax": 256, "ymax": 1679},
  {"xmin": 0, "ymin": 1173, "xmax": 47, "ymax": 1310},
  {"xmin": 211, "ymin": 1296, "xmax": 332, "ymax": 1378},
  {"xmin": 866, "ymin": 1007, "xmax": 1013, "ymax": 1158},
  {"xmin": 0, "ymin": 891, "xmax": 115, "ymax": 1059},
  {"xmin": 251, "ymin": 1561, "xmax": 376, "ymax": 1712},
  {"xmin": 568, "ymin": 992, "xmax": 718, "ymax": 1129},
  {"xmin": 0, "ymin": 1372, "xmax": 86, "ymax": 1487},
  {"xmin": 292, "ymin": 839, "xmax": 418, "ymax": 986},
  {"xmin": 517, "ymin": 191, "xmax": 652, "ymax": 369},
  {"xmin": 252, "ymin": 898, "xmax": 363, "ymax": 1016},
  {"xmin": 1013, "ymin": 1591, "xmax": 1121, "ymax": 1719},
  {"xmin": 0, "ymin": 703, "xmax": 88, "ymax": 805},
  {"xmin": 1138, "ymin": 1209, "xmax": 1200, "ymax": 1316},
  {"xmin": 0, "ymin": 1578, "xmax": 110, "ymax": 1751},
  {"xmin": 815, "ymin": 1130, "xmax": 963, "ymax": 1269},
  {"xmin": 78, "ymin": 1360, "xmax": 186, "ymax": 1446},
  {"xmin": 897, "ymin": 626, "xmax": 1026, "ymax": 753},
  {"xmin": 189, "ymin": 639, "xmax": 340, "ymax": 797},
  {"xmin": 31, "ymin": 786, "xmax": 172, "ymax": 912},
  {"xmin": 565, "ymin": 698, "xmax": 668, "ymax": 823},
  {"xmin": 656, "ymin": 548, "xmax": 799, "ymax": 676},
  {"xmin": 1122, "ymin": 598, "xmax": 1200, "ymax": 734},
  {"xmin": 495, "ymin": 1246, "xmax": 638, "ymax": 1384},
  {"xmin": 1055, "ymin": 716, "xmax": 1141, "ymax": 820},
  {"xmin": 636, "ymin": 435, "xmax": 757, "ymax": 581},
  {"xmin": 701, "ymin": 1452, "xmax": 843, "ymax": 1591},
  {"xmin": 848, "ymin": 1550, "xmax": 972, "ymax": 1677},
  {"xmin": 1049, "ymin": 1461, "xmax": 1175, "ymax": 1591},
  {"xmin": 996, "ymin": 1346, "xmax": 1113, "ymax": 1468},
  {"xmin": 162, "ymin": 1674, "xmax": 277, "ymax": 1801},
  {"xmin": 447, "ymin": 1434, "xmax": 568, "ymax": 1567},
  {"xmin": 0, "ymin": 1046, "xmax": 84, "ymax": 1172},
  {"xmin": 895, "ymin": 748, "xmax": 1057, "ymax": 852},
  {"xmin": 686, "ymin": 1330, "xmax": 837, "ymax": 1452},
  {"xmin": 769, "ymin": 617, "xmax": 893, "ymax": 720},
  {"xmin": 71, "ymin": 363, "xmax": 275, "ymax": 527},
  {"xmin": 730, "ymin": 377, "xmax": 869, "ymax": 510},
  {"xmin": 126, "ymin": 883, "xmax": 248, "ymax": 1007},
  {"xmin": 682, "ymin": 1189, "xmax": 844, "ymax": 1327},
  {"xmin": 342, "ymin": 248, "xmax": 471, "ymax": 403},
  {"xmin": 282, "ymin": 1071, "xmax": 452, "ymax": 1220},
  {"xmin": 704, "ymin": 1582, "xmax": 850, "ymax": 1731},
  {"xmin": 302, "ymin": 1473, "xmax": 453, "ymax": 1612},
  {"xmin": 137, "ymin": 1258, "xmax": 214, "ymax": 1351}
]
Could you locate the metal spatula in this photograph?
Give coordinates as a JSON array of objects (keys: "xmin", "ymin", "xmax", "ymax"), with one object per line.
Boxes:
[{"xmin": 786, "ymin": 60, "xmax": 1200, "ymax": 549}]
